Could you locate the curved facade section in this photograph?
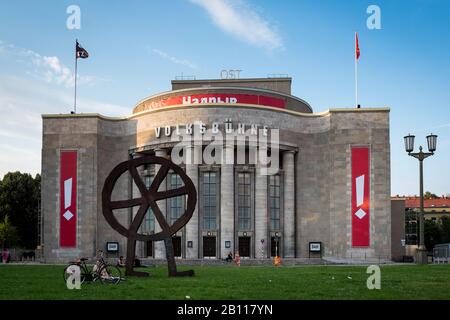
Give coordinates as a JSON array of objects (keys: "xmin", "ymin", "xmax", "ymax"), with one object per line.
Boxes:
[{"xmin": 132, "ymin": 87, "xmax": 313, "ymax": 114}]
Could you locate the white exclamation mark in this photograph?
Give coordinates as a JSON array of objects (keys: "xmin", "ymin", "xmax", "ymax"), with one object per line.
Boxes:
[
  {"xmin": 63, "ymin": 178, "xmax": 74, "ymax": 221},
  {"xmin": 355, "ymin": 175, "xmax": 367, "ymax": 219}
]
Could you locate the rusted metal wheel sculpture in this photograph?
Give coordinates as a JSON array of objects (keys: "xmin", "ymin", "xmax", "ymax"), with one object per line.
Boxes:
[{"xmin": 102, "ymin": 155, "xmax": 196, "ymax": 277}]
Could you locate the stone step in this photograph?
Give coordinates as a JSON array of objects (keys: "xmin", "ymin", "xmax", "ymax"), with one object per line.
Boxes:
[{"xmin": 133, "ymin": 258, "xmax": 327, "ymax": 266}]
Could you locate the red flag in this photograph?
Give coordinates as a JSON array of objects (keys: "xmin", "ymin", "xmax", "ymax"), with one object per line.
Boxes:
[{"xmin": 355, "ymin": 32, "xmax": 360, "ymax": 60}]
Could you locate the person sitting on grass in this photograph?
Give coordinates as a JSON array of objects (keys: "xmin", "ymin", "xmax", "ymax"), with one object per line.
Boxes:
[
  {"xmin": 117, "ymin": 256, "xmax": 126, "ymax": 267},
  {"xmin": 92, "ymin": 250, "xmax": 104, "ymax": 273}
]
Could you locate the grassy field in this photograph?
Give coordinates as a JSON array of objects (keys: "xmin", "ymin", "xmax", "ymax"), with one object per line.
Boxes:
[{"xmin": 0, "ymin": 264, "xmax": 449, "ymax": 300}]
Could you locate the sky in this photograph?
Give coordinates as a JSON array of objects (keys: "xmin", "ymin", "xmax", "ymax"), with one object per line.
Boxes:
[{"xmin": 0, "ymin": 0, "xmax": 449, "ymax": 196}]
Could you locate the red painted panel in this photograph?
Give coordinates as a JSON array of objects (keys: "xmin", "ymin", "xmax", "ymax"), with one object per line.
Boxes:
[
  {"xmin": 351, "ymin": 147, "xmax": 370, "ymax": 247},
  {"xmin": 143, "ymin": 93, "xmax": 286, "ymax": 110},
  {"xmin": 60, "ymin": 151, "xmax": 77, "ymax": 247}
]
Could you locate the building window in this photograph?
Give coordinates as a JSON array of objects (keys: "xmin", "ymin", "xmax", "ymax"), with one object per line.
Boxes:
[
  {"xmin": 269, "ymin": 175, "xmax": 281, "ymax": 230},
  {"xmin": 202, "ymin": 171, "xmax": 217, "ymax": 230},
  {"xmin": 238, "ymin": 172, "xmax": 251, "ymax": 230},
  {"xmin": 168, "ymin": 173, "xmax": 184, "ymax": 225},
  {"xmin": 144, "ymin": 175, "xmax": 155, "ymax": 232},
  {"xmin": 405, "ymin": 209, "xmax": 418, "ymax": 245}
]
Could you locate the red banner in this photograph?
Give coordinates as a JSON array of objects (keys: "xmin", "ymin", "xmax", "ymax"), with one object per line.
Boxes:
[
  {"xmin": 351, "ymin": 147, "xmax": 370, "ymax": 247},
  {"xmin": 60, "ymin": 151, "xmax": 77, "ymax": 247},
  {"xmin": 143, "ymin": 93, "xmax": 286, "ymax": 110}
]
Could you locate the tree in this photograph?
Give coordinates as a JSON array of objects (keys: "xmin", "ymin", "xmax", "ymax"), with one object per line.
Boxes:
[
  {"xmin": 0, "ymin": 172, "xmax": 40, "ymax": 249},
  {"xmin": 0, "ymin": 215, "xmax": 19, "ymax": 247},
  {"xmin": 440, "ymin": 217, "xmax": 450, "ymax": 243},
  {"xmin": 424, "ymin": 220, "xmax": 442, "ymax": 251},
  {"xmin": 424, "ymin": 191, "xmax": 439, "ymax": 200}
]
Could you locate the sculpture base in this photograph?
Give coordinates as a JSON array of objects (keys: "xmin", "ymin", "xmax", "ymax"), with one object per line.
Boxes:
[{"xmin": 416, "ymin": 247, "xmax": 428, "ymax": 265}]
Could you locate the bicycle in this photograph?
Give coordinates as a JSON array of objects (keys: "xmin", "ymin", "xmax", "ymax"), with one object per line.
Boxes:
[{"xmin": 63, "ymin": 253, "xmax": 122, "ymax": 285}]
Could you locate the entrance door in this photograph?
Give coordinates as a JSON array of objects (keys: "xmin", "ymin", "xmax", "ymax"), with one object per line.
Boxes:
[
  {"xmin": 203, "ymin": 236, "xmax": 216, "ymax": 257},
  {"xmin": 172, "ymin": 236, "xmax": 182, "ymax": 257},
  {"xmin": 239, "ymin": 237, "xmax": 251, "ymax": 257},
  {"xmin": 146, "ymin": 241, "xmax": 153, "ymax": 257},
  {"xmin": 271, "ymin": 237, "xmax": 281, "ymax": 257}
]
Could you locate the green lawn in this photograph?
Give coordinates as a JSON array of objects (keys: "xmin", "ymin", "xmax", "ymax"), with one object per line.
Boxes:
[{"xmin": 0, "ymin": 264, "xmax": 449, "ymax": 300}]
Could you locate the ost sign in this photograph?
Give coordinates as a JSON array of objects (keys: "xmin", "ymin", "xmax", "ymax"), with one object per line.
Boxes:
[
  {"xmin": 142, "ymin": 93, "xmax": 286, "ymax": 111},
  {"xmin": 220, "ymin": 69, "xmax": 242, "ymax": 79}
]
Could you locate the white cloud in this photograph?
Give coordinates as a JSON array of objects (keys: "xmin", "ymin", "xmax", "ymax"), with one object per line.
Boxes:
[
  {"xmin": 28, "ymin": 49, "xmax": 98, "ymax": 87},
  {"xmin": 0, "ymin": 41, "xmax": 128, "ymax": 178},
  {"xmin": 0, "ymin": 75, "xmax": 127, "ymax": 178},
  {"xmin": 416, "ymin": 122, "xmax": 450, "ymax": 133},
  {"xmin": 190, "ymin": 0, "xmax": 283, "ymax": 51},
  {"xmin": 151, "ymin": 49, "xmax": 197, "ymax": 69},
  {"xmin": 0, "ymin": 40, "xmax": 100, "ymax": 87}
]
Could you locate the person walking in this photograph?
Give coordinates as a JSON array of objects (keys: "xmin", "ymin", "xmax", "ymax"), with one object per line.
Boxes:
[
  {"xmin": 2, "ymin": 248, "xmax": 10, "ymax": 264},
  {"xmin": 234, "ymin": 251, "xmax": 240, "ymax": 267}
]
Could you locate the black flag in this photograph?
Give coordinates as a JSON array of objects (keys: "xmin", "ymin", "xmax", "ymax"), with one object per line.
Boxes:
[{"xmin": 76, "ymin": 41, "xmax": 89, "ymax": 59}]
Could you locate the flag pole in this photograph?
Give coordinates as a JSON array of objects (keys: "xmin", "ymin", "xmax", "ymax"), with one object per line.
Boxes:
[
  {"xmin": 355, "ymin": 32, "xmax": 358, "ymax": 109},
  {"xmin": 74, "ymin": 39, "xmax": 78, "ymax": 114}
]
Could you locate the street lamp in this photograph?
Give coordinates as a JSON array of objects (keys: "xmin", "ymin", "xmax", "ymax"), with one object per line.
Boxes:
[{"xmin": 403, "ymin": 133, "xmax": 438, "ymax": 264}]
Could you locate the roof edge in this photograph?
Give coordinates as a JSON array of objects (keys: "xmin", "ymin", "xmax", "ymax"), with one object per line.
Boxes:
[
  {"xmin": 171, "ymin": 77, "xmax": 292, "ymax": 83},
  {"xmin": 42, "ymin": 106, "xmax": 389, "ymax": 121}
]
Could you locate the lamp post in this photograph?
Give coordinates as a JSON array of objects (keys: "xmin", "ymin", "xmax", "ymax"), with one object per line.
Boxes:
[{"xmin": 403, "ymin": 133, "xmax": 438, "ymax": 264}]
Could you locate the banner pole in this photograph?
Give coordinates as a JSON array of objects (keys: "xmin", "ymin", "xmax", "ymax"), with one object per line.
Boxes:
[
  {"xmin": 355, "ymin": 32, "xmax": 358, "ymax": 108},
  {"xmin": 74, "ymin": 39, "xmax": 78, "ymax": 114}
]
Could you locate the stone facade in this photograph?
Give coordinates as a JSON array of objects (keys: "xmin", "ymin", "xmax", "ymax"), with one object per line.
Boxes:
[{"xmin": 41, "ymin": 78, "xmax": 391, "ymax": 263}]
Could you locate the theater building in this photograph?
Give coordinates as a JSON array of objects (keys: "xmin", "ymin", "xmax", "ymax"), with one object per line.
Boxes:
[{"xmin": 41, "ymin": 77, "xmax": 391, "ymax": 262}]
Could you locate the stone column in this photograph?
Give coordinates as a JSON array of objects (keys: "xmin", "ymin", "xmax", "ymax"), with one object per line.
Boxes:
[
  {"xmin": 154, "ymin": 148, "xmax": 167, "ymax": 259},
  {"xmin": 185, "ymin": 145, "xmax": 199, "ymax": 259},
  {"xmin": 220, "ymin": 144, "xmax": 234, "ymax": 259},
  {"xmin": 283, "ymin": 150, "xmax": 295, "ymax": 258},
  {"xmin": 255, "ymin": 150, "xmax": 268, "ymax": 259}
]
